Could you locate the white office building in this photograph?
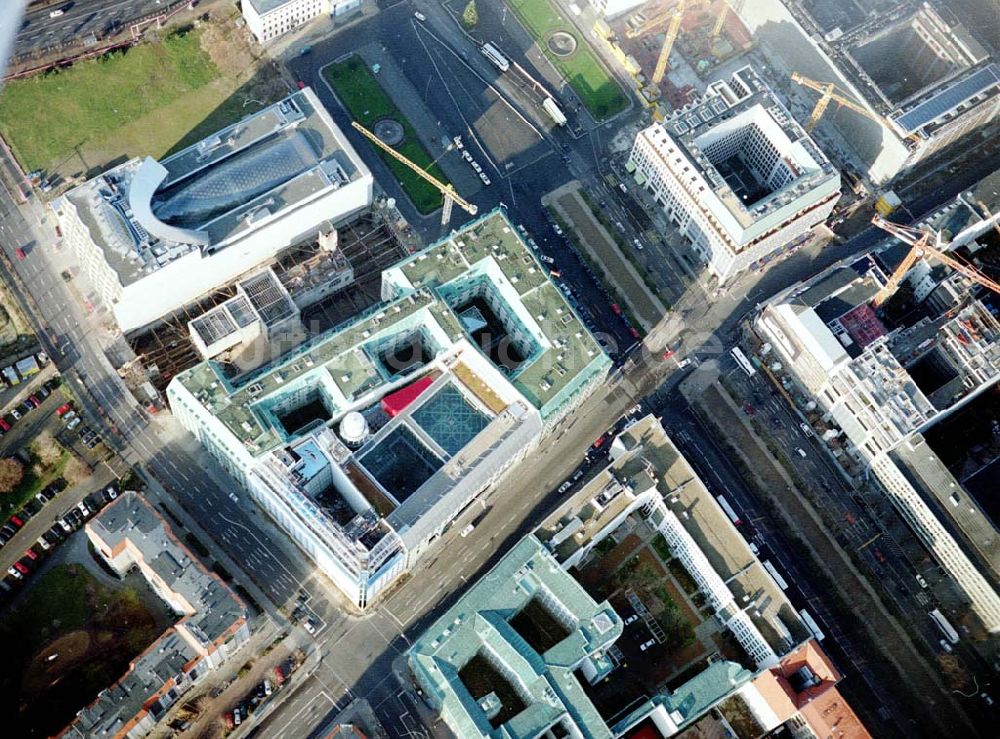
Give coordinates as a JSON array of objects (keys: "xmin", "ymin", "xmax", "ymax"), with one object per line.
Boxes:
[
  {"xmin": 241, "ymin": 0, "xmax": 363, "ymax": 43},
  {"xmin": 53, "ymin": 87, "xmax": 373, "ymax": 334},
  {"xmin": 168, "ymin": 211, "xmax": 610, "ymax": 608},
  {"xmin": 628, "ymin": 67, "xmax": 840, "ymax": 283}
]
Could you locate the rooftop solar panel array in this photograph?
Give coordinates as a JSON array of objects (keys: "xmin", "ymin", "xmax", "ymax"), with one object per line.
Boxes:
[{"xmin": 893, "ymin": 64, "xmax": 1000, "ymax": 133}]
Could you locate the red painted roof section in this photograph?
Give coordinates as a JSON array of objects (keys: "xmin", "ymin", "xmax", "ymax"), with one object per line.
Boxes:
[{"xmin": 381, "ymin": 376, "xmax": 434, "ymax": 417}]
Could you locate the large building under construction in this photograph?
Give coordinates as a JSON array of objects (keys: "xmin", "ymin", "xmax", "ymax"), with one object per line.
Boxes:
[
  {"xmin": 753, "ymin": 186, "xmax": 1000, "ymax": 631},
  {"xmin": 168, "ymin": 210, "xmax": 610, "ymax": 608},
  {"xmin": 733, "ymin": 0, "xmax": 999, "ymax": 183}
]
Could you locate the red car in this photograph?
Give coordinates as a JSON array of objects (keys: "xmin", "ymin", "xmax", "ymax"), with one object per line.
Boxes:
[
  {"xmin": 743, "ymin": 404, "xmax": 755, "ymax": 416},
  {"xmin": 15, "ymin": 247, "xmax": 26, "ymax": 261},
  {"xmin": 662, "ymin": 349, "xmax": 675, "ymax": 360},
  {"xmin": 56, "ymin": 403, "xmax": 72, "ymax": 417},
  {"xmin": 593, "ymin": 435, "xmax": 606, "ymax": 449},
  {"xmin": 28, "ymin": 395, "xmax": 41, "ymax": 408},
  {"xmin": 629, "ymin": 327, "xmax": 640, "ymax": 339},
  {"xmin": 9, "ymin": 515, "xmax": 24, "ymax": 528},
  {"xmin": 297, "ymin": 80, "xmax": 306, "ymax": 90},
  {"xmin": 14, "ymin": 561, "xmax": 29, "ymax": 575},
  {"xmin": 0, "ymin": 418, "xmax": 9, "ymax": 432},
  {"xmin": 610, "ymin": 303, "xmax": 622, "ymax": 316},
  {"xmin": 24, "ymin": 548, "xmax": 38, "ymax": 560}
]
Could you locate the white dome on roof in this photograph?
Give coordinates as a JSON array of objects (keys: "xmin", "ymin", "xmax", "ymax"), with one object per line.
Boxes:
[{"xmin": 339, "ymin": 411, "xmax": 369, "ymax": 447}]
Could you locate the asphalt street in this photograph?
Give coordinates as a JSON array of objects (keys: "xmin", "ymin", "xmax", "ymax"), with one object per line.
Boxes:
[
  {"xmin": 13, "ymin": 0, "xmax": 174, "ymax": 58},
  {"xmin": 0, "ymin": 181, "xmax": 327, "ymax": 619},
  {"xmin": 0, "ymin": 3, "xmax": 997, "ymax": 735}
]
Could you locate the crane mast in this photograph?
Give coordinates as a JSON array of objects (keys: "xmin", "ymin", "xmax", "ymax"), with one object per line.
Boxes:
[{"xmin": 350, "ymin": 121, "xmax": 477, "ymax": 227}]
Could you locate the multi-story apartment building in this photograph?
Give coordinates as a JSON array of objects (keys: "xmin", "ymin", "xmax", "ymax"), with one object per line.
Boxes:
[
  {"xmin": 628, "ymin": 66, "xmax": 840, "ymax": 283},
  {"xmin": 52, "ymin": 87, "xmax": 372, "ymax": 333},
  {"xmin": 168, "ymin": 210, "xmax": 611, "ymax": 608},
  {"xmin": 61, "ymin": 493, "xmax": 249, "ymax": 739}
]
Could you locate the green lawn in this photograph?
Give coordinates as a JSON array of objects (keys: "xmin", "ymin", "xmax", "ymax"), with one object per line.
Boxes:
[
  {"xmin": 1, "ymin": 448, "xmax": 70, "ymax": 518},
  {"xmin": 508, "ymin": 0, "xmax": 628, "ymax": 121},
  {"xmin": 323, "ymin": 56, "xmax": 446, "ymax": 214},
  {"xmin": 0, "ymin": 29, "xmax": 221, "ymax": 174}
]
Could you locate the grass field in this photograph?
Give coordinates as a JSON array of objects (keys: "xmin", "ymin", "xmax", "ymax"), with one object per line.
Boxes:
[
  {"xmin": 508, "ymin": 0, "xmax": 628, "ymax": 121},
  {"xmin": 0, "ymin": 564, "xmax": 167, "ymax": 736},
  {"xmin": 0, "ymin": 23, "xmax": 288, "ymax": 178},
  {"xmin": 1, "ymin": 447, "xmax": 70, "ymax": 518},
  {"xmin": 323, "ymin": 56, "xmax": 447, "ymax": 214}
]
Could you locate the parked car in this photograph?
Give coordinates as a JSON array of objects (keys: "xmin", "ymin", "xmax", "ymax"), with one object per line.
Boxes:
[
  {"xmin": 302, "ymin": 619, "xmax": 317, "ymax": 635},
  {"xmin": 56, "ymin": 403, "xmax": 72, "ymax": 417},
  {"xmin": 36, "ymin": 536, "xmax": 52, "ymax": 551},
  {"xmin": 37, "ymin": 385, "xmax": 50, "ymax": 399},
  {"xmin": 106, "ymin": 486, "xmax": 118, "ymax": 501},
  {"xmin": 10, "ymin": 408, "xmax": 21, "ymax": 420},
  {"xmin": 9, "ymin": 515, "xmax": 24, "ymax": 529},
  {"xmin": 28, "ymin": 395, "xmax": 41, "ymax": 408},
  {"xmin": 67, "ymin": 417, "xmax": 82, "ymax": 430},
  {"xmin": 14, "ymin": 561, "xmax": 29, "ymax": 575},
  {"xmin": 623, "ymin": 614, "xmax": 639, "ymax": 626},
  {"xmin": 24, "ymin": 548, "xmax": 38, "ymax": 561},
  {"xmin": 21, "ymin": 400, "xmax": 35, "ymax": 413},
  {"xmin": 7, "ymin": 566, "xmax": 23, "ymax": 580},
  {"xmin": 15, "ymin": 247, "xmax": 26, "ymax": 260},
  {"xmin": 0, "ymin": 418, "xmax": 9, "ymax": 432},
  {"xmin": 639, "ymin": 639, "xmax": 656, "ymax": 651}
]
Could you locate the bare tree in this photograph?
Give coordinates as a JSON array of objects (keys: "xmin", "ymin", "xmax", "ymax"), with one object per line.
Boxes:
[
  {"xmin": 63, "ymin": 457, "xmax": 92, "ymax": 486},
  {"xmin": 0, "ymin": 457, "xmax": 24, "ymax": 494},
  {"xmin": 32, "ymin": 430, "xmax": 64, "ymax": 468}
]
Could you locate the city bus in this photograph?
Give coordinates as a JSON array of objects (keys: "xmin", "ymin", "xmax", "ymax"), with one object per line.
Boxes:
[
  {"xmin": 929, "ymin": 609, "xmax": 959, "ymax": 644},
  {"xmin": 762, "ymin": 560, "xmax": 789, "ymax": 591},
  {"xmin": 480, "ymin": 42, "xmax": 510, "ymax": 72},
  {"xmin": 731, "ymin": 347, "xmax": 756, "ymax": 378},
  {"xmin": 716, "ymin": 495, "xmax": 742, "ymax": 526}
]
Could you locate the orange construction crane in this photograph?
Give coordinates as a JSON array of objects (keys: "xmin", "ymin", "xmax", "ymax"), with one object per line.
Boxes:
[
  {"xmin": 791, "ymin": 73, "xmax": 917, "ymax": 139},
  {"xmin": 351, "ymin": 121, "xmax": 476, "ymax": 227},
  {"xmin": 626, "ymin": 0, "xmax": 703, "ymax": 85},
  {"xmin": 871, "ymin": 215, "xmax": 1000, "ymax": 306},
  {"xmin": 711, "ymin": 1, "xmax": 729, "ymax": 40}
]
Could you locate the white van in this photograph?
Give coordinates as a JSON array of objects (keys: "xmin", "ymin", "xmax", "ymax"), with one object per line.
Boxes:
[
  {"xmin": 795, "ymin": 448, "xmax": 807, "ymax": 459},
  {"xmin": 414, "ymin": 11, "xmax": 427, "ymax": 22},
  {"xmin": 50, "ymin": 9, "xmax": 65, "ymax": 18}
]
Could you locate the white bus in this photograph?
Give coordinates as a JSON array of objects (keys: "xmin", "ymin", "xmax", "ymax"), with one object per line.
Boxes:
[
  {"xmin": 800, "ymin": 609, "xmax": 825, "ymax": 641},
  {"xmin": 731, "ymin": 347, "xmax": 756, "ymax": 377},
  {"xmin": 480, "ymin": 42, "xmax": 510, "ymax": 72},
  {"xmin": 929, "ymin": 609, "xmax": 959, "ymax": 644},
  {"xmin": 762, "ymin": 560, "xmax": 789, "ymax": 591},
  {"xmin": 716, "ymin": 495, "xmax": 742, "ymax": 526}
]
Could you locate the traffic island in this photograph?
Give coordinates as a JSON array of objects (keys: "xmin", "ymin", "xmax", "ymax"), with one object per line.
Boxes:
[{"xmin": 322, "ymin": 55, "xmax": 449, "ymax": 215}]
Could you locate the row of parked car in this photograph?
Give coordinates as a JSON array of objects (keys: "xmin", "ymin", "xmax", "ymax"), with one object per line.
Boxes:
[
  {"xmin": 0, "ymin": 377, "xmax": 58, "ymax": 434},
  {"xmin": 0, "ymin": 483, "xmax": 121, "ymax": 597},
  {"xmin": 224, "ymin": 663, "xmax": 289, "ymax": 730},
  {"xmin": 56, "ymin": 402, "xmax": 101, "ymax": 448}
]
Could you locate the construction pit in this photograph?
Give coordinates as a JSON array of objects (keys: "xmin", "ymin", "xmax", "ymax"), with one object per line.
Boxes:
[{"xmin": 597, "ymin": 0, "xmax": 753, "ymax": 113}]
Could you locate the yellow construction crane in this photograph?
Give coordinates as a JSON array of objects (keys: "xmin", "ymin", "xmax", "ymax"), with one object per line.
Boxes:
[
  {"xmin": 790, "ymin": 72, "xmax": 914, "ymax": 138},
  {"xmin": 711, "ymin": 1, "xmax": 729, "ymax": 40},
  {"xmin": 351, "ymin": 121, "xmax": 477, "ymax": 226},
  {"xmin": 626, "ymin": 0, "xmax": 699, "ymax": 86},
  {"xmin": 871, "ymin": 215, "xmax": 1000, "ymax": 306}
]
